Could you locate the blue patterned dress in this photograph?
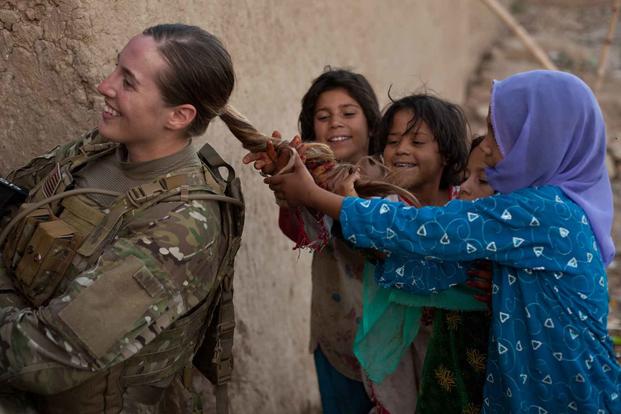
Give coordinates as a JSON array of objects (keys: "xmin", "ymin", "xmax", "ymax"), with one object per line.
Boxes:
[{"xmin": 339, "ymin": 185, "xmax": 620, "ymax": 413}]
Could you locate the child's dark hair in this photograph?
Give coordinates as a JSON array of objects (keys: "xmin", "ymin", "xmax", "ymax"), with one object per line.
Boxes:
[
  {"xmin": 470, "ymin": 135, "xmax": 485, "ymax": 153},
  {"xmin": 375, "ymin": 94, "xmax": 469, "ymax": 189},
  {"xmin": 298, "ymin": 68, "xmax": 380, "ymax": 154}
]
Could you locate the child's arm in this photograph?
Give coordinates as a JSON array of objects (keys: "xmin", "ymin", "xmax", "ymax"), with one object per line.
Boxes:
[
  {"xmin": 375, "ymin": 253, "xmax": 470, "ymax": 294},
  {"xmin": 264, "ymin": 154, "xmax": 345, "ymax": 219},
  {"xmin": 338, "ymin": 188, "xmax": 593, "ymax": 274}
]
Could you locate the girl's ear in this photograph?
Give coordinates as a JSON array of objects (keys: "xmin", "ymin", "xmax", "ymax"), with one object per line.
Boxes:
[{"xmin": 166, "ymin": 104, "xmax": 197, "ymax": 132}]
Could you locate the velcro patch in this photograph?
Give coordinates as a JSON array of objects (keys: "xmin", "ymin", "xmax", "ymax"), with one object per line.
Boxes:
[{"xmin": 58, "ymin": 256, "xmax": 165, "ymax": 360}]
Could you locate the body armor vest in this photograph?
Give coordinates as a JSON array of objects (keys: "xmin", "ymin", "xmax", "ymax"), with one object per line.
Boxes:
[{"xmin": 1, "ymin": 136, "xmax": 244, "ymax": 414}]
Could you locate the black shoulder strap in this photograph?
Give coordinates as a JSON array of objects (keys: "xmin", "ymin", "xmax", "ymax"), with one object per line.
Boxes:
[{"xmin": 198, "ymin": 143, "xmax": 235, "ymax": 185}]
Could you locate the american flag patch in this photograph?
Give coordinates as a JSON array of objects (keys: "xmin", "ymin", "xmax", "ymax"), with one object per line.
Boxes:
[{"xmin": 42, "ymin": 163, "xmax": 62, "ymax": 198}]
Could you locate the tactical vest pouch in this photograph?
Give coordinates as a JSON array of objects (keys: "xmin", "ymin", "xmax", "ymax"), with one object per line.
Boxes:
[
  {"xmin": 15, "ymin": 219, "xmax": 77, "ymax": 306},
  {"xmin": 59, "ymin": 196, "xmax": 105, "ymax": 245},
  {"xmin": 3, "ymin": 207, "xmax": 51, "ymax": 269}
]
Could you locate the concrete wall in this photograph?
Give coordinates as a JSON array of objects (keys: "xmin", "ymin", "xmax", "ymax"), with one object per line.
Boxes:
[{"xmin": 0, "ymin": 1, "xmax": 499, "ymax": 412}]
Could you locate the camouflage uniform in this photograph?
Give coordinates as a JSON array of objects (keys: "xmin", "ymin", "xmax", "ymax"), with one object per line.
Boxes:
[{"xmin": 0, "ymin": 130, "xmax": 240, "ymax": 413}]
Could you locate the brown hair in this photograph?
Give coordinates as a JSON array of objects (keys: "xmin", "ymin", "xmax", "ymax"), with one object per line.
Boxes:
[{"xmin": 143, "ymin": 23, "xmax": 270, "ymax": 149}]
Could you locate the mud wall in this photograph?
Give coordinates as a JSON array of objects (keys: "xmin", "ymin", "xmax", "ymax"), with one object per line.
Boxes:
[{"xmin": 0, "ymin": 1, "xmax": 499, "ymax": 411}]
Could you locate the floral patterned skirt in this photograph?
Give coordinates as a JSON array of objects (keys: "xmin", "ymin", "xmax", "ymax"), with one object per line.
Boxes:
[{"xmin": 416, "ymin": 310, "xmax": 491, "ymax": 414}]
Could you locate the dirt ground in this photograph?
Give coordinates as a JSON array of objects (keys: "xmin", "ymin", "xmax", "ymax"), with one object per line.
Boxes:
[{"xmin": 462, "ymin": 0, "xmax": 621, "ymax": 348}]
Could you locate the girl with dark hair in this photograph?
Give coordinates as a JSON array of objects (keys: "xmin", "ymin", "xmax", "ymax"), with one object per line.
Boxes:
[
  {"xmin": 0, "ymin": 23, "xmax": 258, "ymax": 413},
  {"xmin": 297, "ymin": 68, "xmax": 382, "ymax": 159},
  {"xmin": 339, "ymin": 93, "xmax": 488, "ymax": 413},
  {"xmin": 245, "ymin": 68, "xmax": 382, "ymax": 413},
  {"xmin": 266, "ymin": 70, "xmax": 621, "ymax": 413}
]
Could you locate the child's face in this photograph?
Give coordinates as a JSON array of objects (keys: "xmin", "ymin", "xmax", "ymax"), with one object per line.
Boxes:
[
  {"xmin": 459, "ymin": 144, "xmax": 494, "ymax": 200},
  {"xmin": 383, "ymin": 109, "xmax": 445, "ymax": 194},
  {"xmin": 459, "ymin": 113, "xmax": 504, "ymax": 200},
  {"xmin": 313, "ymin": 88, "xmax": 369, "ymax": 163}
]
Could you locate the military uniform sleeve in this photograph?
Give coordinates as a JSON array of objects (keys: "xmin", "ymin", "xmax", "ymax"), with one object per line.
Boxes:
[
  {"xmin": 0, "ymin": 198, "xmax": 222, "ymax": 394},
  {"xmin": 340, "ymin": 186, "xmax": 591, "ymax": 275}
]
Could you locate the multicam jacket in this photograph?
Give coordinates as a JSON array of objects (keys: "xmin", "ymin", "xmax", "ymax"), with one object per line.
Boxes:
[{"xmin": 0, "ymin": 130, "xmax": 233, "ymax": 414}]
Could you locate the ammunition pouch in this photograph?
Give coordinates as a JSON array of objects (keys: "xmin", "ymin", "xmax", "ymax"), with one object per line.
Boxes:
[{"xmin": 15, "ymin": 220, "xmax": 77, "ymax": 307}]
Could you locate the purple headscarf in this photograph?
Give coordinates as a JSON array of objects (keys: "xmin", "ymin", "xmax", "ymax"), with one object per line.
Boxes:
[{"xmin": 486, "ymin": 70, "xmax": 615, "ymax": 265}]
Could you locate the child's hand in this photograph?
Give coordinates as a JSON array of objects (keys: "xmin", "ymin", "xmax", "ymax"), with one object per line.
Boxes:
[
  {"xmin": 466, "ymin": 260, "xmax": 492, "ymax": 308},
  {"xmin": 243, "ymin": 131, "xmax": 305, "ymax": 176},
  {"xmin": 334, "ymin": 168, "xmax": 360, "ymax": 197},
  {"xmin": 242, "ymin": 130, "xmax": 281, "ymax": 175},
  {"xmin": 265, "ymin": 154, "xmax": 319, "ymax": 207}
]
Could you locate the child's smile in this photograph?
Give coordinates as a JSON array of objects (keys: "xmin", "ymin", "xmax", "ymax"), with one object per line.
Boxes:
[{"xmin": 383, "ymin": 109, "xmax": 444, "ymax": 195}]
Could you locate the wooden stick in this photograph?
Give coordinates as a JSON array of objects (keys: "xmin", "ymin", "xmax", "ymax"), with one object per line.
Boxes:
[
  {"xmin": 480, "ymin": 0, "xmax": 558, "ymax": 71},
  {"xmin": 594, "ymin": 0, "xmax": 621, "ymax": 93}
]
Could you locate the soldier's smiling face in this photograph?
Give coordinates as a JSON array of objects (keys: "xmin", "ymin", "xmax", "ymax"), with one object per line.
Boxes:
[{"xmin": 96, "ymin": 35, "xmax": 173, "ymax": 148}]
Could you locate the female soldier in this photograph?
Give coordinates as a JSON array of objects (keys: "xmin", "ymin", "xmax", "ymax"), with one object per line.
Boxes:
[{"xmin": 0, "ymin": 23, "xmax": 253, "ymax": 414}]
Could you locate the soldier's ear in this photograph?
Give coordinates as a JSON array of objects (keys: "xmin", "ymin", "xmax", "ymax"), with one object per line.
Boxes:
[{"xmin": 166, "ymin": 104, "xmax": 196, "ymax": 132}]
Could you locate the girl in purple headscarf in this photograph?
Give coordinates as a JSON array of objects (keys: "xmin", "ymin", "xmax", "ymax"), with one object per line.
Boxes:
[{"xmin": 265, "ymin": 70, "xmax": 620, "ymax": 413}]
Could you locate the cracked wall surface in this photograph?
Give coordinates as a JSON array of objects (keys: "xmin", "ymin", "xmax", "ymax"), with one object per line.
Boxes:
[{"xmin": 1, "ymin": 1, "xmax": 499, "ymax": 411}]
